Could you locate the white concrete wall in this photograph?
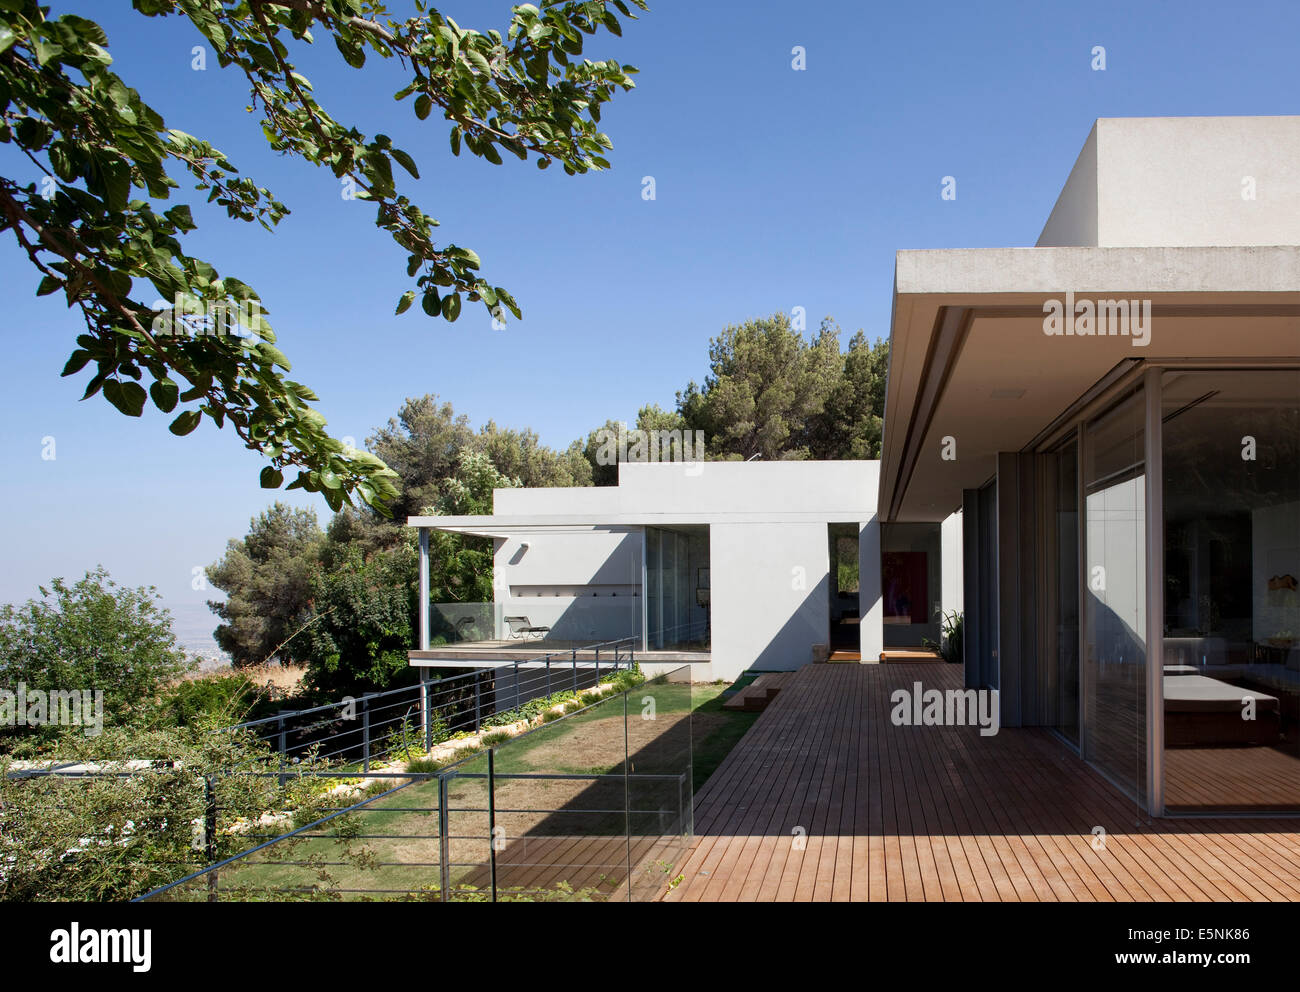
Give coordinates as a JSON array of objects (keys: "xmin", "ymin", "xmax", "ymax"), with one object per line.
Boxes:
[
  {"xmin": 710, "ymin": 521, "xmax": 831, "ymax": 678},
  {"xmin": 1037, "ymin": 116, "xmax": 1300, "ymax": 248},
  {"xmin": 494, "ymin": 529, "xmax": 642, "ymax": 642},
  {"xmin": 428, "ymin": 461, "xmax": 907, "ymax": 681}
]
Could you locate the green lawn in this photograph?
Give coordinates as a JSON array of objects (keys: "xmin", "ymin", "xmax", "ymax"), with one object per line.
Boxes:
[{"xmin": 176, "ymin": 675, "xmax": 759, "ymax": 901}]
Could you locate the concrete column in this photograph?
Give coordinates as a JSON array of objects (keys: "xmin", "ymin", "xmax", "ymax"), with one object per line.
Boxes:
[
  {"xmin": 859, "ymin": 516, "xmax": 883, "ymax": 663},
  {"xmin": 941, "ymin": 510, "xmax": 964, "ymax": 618}
]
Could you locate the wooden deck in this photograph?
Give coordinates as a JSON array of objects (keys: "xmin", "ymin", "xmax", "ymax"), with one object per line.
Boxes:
[{"xmin": 665, "ymin": 663, "xmax": 1300, "ymax": 902}]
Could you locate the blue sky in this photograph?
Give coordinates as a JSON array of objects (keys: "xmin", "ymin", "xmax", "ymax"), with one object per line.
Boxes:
[{"xmin": 2, "ymin": 0, "xmax": 1297, "ymax": 653}]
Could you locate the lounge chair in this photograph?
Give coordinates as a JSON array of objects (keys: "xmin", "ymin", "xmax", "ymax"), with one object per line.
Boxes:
[{"xmin": 504, "ymin": 615, "xmax": 550, "ymax": 640}]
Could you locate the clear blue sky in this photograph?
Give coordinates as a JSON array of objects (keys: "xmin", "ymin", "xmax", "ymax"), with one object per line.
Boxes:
[{"xmin": 2, "ymin": 0, "xmax": 1296, "ymax": 653}]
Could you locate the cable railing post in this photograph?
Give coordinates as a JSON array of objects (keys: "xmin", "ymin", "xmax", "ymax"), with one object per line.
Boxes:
[
  {"xmin": 474, "ymin": 670, "xmax": 482, "ymax": 732},
  {"xmin": 514, "ymin": 661, "xmax": 520, "ymax": 712},
  {"xmin": 204, "ymin": 774, "xmax": 218, "ymax": 903},
  {"xmin": 595, "ymin": 647, "xmax": 600, "ymax": 685},
  {"xmin": 438, "ymin": 772, "xmax": 450, "ymax": 902},
  {"xmin": 572, "ymin": 648, "xmax": 578, "ymax": 693},
  {"xmin": 546, "ymin": 657, "xmax": 551, "ymax": 696},
  {"xmin": 362, "ymin": 697, "xmax": 371, "ymax": 774},
  {"xmin": 277, "ymin": 713, "xmax": 287, "ymax": 788},
  {"xmin": 488, "ymin": 748, "xmax": 498, "ymax": 903},
  {"xmin": 424, "ymin": 676, "xmax": 433, "ymax": 752}
]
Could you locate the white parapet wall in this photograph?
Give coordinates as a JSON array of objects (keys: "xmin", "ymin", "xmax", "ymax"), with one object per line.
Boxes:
[{"xmin": 1038, "ymin": 116, "xmax": 1300, "ymax": 249}]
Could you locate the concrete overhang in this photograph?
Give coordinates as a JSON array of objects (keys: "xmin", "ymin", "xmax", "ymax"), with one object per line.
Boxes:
[
  {"xmin": 880, "ymin": 244, "xmax": 1300, "ymax": 522},
  {"xmin": 406, "ymin": 512, "xmax": 868, "ymax": 531},
  {"xmin": 404, "ymin": 516, "xmax": 634, "ymax": 537}
]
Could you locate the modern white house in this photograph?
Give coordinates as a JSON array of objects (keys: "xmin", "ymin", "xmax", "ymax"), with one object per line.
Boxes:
[
  {"xmin": 412, "ymin": 115, "xmax": 1299, "ymax": 816},
  {"xmin": 408, "ymin": 459, "xmax": 964, "ymax": 683}
]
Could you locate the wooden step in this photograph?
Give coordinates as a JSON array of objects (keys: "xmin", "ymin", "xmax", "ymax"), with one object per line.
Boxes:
[{"xmin": 721, "ymin": 672, "xmax": 793, "ymax": 712}]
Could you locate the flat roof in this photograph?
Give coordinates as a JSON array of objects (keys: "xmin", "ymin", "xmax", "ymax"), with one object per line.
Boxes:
[{"xmin": 879, "ymin": 244, "xmax": 1300, "ymax": 521}]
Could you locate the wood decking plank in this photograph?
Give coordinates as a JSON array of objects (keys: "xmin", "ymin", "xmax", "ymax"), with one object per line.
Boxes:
[{"xmin": 663, "ymin": 663, "xmax": 1300, "ymax": 902}]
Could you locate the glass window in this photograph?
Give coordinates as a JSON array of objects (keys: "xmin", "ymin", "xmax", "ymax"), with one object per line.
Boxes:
[
  {"xmin": 1161, "ymin": 369, "xmax": 1300, "ymax": 812},
  {"xmin": 1082, "ymin": 386, "xmax": 1147, "ymax": 806}
]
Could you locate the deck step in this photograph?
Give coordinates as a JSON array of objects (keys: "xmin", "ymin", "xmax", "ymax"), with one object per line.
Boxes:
[{"xmin": 721, "ymin": 673, "xmax": 792, "ymax": 712}]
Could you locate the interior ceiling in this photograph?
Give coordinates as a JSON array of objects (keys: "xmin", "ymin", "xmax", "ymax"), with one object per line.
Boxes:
[{"xmin": 892, "ymin": 311, "xmax": 1300, "ymax": 521}]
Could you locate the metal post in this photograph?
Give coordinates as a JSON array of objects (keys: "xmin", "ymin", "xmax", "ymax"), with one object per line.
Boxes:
[
  {"xmin": 423, "ymin": 676, "xmax": 433, "ymax": 752},
  {"xmin": 595, "ymin": 648, "xmax": 600, "ymax": 685},
  {"xmin": 204, "ymin": 775, "xmax": 218, "ymax": 903},
  {"xmin": 513, "ymin": 661, "xmax": 520, "ymax": 712},
  {"xmin": 438, "ymin": 773, "xmax": 450, "ymax": 901},
  {"xmin": 487, "ymin": 748, "xmax": 498, "ymax": 903},
  {"xmin": 277, "ymin": 714, "xmax": 287, "ymax": 788},
  {"xmin": 572, "ymin": 648, "xmax": 578, "ymax": 693},
  {"xmin": 474, "ymin": 670, "xmax": 482, "ymax": 731},
  {"xmin": 362, "ymin": 698, "xmax": 371, "ymax": 774},
  {"xmin": 419, "ymin": 669, "xmax": 430, "ymax": 751},
  {"xmin": 546, "ymin": 658, "xmax": 551, "ymax": 696},
  {"xmin": 1143, "ymin": 367, "xmax": 1165, "ymax": 818}
]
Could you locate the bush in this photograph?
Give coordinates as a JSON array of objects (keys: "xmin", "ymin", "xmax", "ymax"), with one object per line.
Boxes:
[
  {"xmin": 0, "ymin": 726, "xmax": 325, "ymax": 901},
  {"xmin": 0, "ymin": 568, "xmax": 194, "ymax": 737},
  {"xmin": 155, "ymin": 674, "xmax": 262, "ymax": 729}
]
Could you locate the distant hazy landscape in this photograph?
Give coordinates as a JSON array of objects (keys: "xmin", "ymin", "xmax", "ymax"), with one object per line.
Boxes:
[{"xmin": 167, "ymin": 600, "xmax": 229, "ymax": 670}]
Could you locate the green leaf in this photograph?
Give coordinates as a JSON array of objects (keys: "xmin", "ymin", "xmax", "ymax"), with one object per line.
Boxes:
[
  {"xmin": 396, "ymin": 290, "xmax": 416, "ymax": 315},
  {"xmin": 169, "ymin": 410, "xmax": 202, "ymax": 436},
  {"xmin": 334, "ymin": 35, "xmax": 366, "ymax": 68},
  {"xmin": 103, "ymin": 379, "xmax": 147, "ymax": 417},
  {"xmin": 61, "ymin": 350, "xmax": 92, "ymax": 376},
  {"xmin": 259, "ymin": 466, "xmax": 284, "ymax": 489},
  {"xmin": 414, "ymin": 94, "xmax": 432, "ymax": 120},
  {"xmin": 149, "ymin": 379, "xmax": 179, "ymax": 413},
  {"xmin": 442, "ymin": 293, "xmax": 462, "ymax": 322},
  {"xmin": 256, "ymin": 341, "xmax": 291, "ymax": 370},
  {"xmin": 421, "ymin": 287, "xmax": 441, "ymax": 316},
  {"xmin": 391, "ymin": 148, "xmax": 419, "ymax": 179}
]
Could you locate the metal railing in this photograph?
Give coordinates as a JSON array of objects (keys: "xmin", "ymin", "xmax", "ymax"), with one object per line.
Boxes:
[
  {"xmin": 222, "ymin": 634, "xmax": 638, "ymax": 778},
  {"xmin": 137, "ymin": 666, "xmax": 694, "ymax": 902}
]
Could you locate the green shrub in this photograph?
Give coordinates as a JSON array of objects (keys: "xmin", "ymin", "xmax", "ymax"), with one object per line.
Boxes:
[
  {"xmin": 0, "ymin": 726, "xmax": 325, "ymax": 901},
  {"xmin": 157, "ymin": 673, "xmax": 261, "ymax": 729}
]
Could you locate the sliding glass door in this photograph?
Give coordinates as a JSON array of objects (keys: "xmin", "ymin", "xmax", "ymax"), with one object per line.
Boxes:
[
  {"xmin": 1081, "ymin": 387, "xmax": 1148, "ymax": 807},
  {"xmin": 1161, "ymin": 369, "xmax": 1300, "ymax": 812}
]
